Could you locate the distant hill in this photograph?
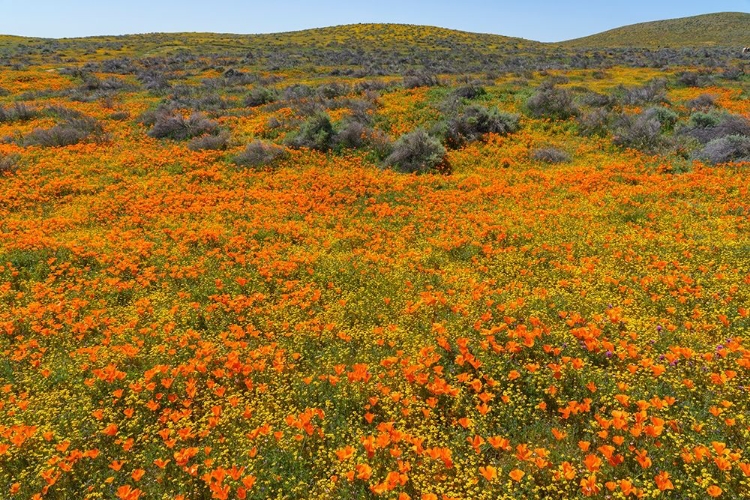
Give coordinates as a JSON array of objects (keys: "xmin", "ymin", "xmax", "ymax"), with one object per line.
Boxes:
[
  {"xmin": 0, "ymin": 17, "xmax": 743, "ymax": 73},
  {"xmin": 0, "ymin": 24, "xmax": 540, "ymax": 60},
  {"xmin": 0, "ymin": 24, "xmax": 548, "ymax": 73},
  {"xmin": 560, "ymin": 12, "xmax": 750, "ymax": 48}
]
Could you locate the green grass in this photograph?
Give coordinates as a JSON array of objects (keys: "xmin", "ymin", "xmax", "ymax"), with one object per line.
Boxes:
[{"xmin": 560, "ymin": 12, "xmax": 750, "ymax": 48}]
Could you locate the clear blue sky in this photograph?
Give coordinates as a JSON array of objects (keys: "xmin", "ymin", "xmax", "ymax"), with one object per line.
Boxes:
[{"xmin": 0, "ymin": 0, "xmax": 748, "ymax": 42}]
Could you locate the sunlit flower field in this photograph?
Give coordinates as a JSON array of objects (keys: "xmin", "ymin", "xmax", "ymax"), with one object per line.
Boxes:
[{"xmin": 0, "ymin": 43, "xmax": 748, "ymax": 499}]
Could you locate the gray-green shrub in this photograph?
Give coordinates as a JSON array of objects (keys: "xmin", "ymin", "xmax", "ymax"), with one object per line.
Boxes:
[
  {"xmin": 532, "ymin": 147, "xmax": 570, "ymax": 164},
  {"xmin": 693, "ymin": 135, "xmax": 750, "ymax": 165},
  {"xmin": 148, "ymin": 112, "xmax": 219, "ymax": 140},
  {"xmin": 384, "ymin": 129, "xmax": 446, "ymax": 174},
  {"xmin": 188, "ymin": 131, "xmax": 230, "ymax": 151},
  {"xmin": 24, "ymin": 116, "xmax": 105, "ymax": 147},
  {"xmin": 444, "ymin": 105, "xmax": 520, "ymax": 148},
  {"xmin": 244, "ymin": 87, "xmax": 277, "ymax": 107},
  {"xmin": 233, "ymin": 140, "xmax": 288, "ymax": 169},
  {"xmin": 285, "ymin": 113, "xmax": 334, "ymax": 151},
  {"xmin": 526, "ymin": 84, "xmax": 578, "ymax": 120}
]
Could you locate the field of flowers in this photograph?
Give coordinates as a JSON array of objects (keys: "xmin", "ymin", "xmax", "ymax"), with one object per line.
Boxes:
[{"xmin": 0, "ymin": 45, "xmax": 748, "ymax": 499}]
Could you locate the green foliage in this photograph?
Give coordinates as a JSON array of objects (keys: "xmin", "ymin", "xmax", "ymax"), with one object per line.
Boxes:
[
  {"xmin": 689, "ymin": 111, "xmax": 722, "ymax": 129},
  {"xmin": 681, "ymin": 111, "xmax": 750, "ymax": 144},
  {"xmin": 561, "ymin": 12, "xmax": 750, "ymax": 48},
  {"xmin": 612, "ymin": 111, "xmax": 665, "ymax": 153},
  {"xmin": 647, "ymin": 106, "xmax": 679, "ymax": 131},
  {"xmin": 525, "ymin": 84, "xmax": 579, "ymax": 120},
  {"xmin": 443, "ymin": 105, "xmax": 520, "ymax": 148},
  {"xmin": 285, "ymin": 113, "xmax": 335, "ymax": 151},
  {"xmin": 244, "ymin": 86, "xmax": 277, "ymax": 107},
  {"xmin": 451, "ymin": 84, "xmax": 487, "ymax": 100},
  {"xmin": 577, "ymin": 109, "xmax": 612, "ymax": 137},
  {"xmin": 384, "ymin": 128, "xmax": 446, "ymax": 174},
  {"xmin": 616, "ymin": 79, "xmax": 668, "ymax": 106}
]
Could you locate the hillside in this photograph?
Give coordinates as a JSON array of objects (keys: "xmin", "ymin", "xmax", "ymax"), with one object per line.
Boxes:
[
  {"xmin": 0, "ymin": 16, "xmax": 744, "ymax": 74},
  {"xmin": 1, "ymin": 5, "xmax": 749, "ymax": 499},
  {"xmin": 560, "ymin": 12, "xmax": 750, "ymax": 48},
  {"xmin": 0, "ymin": 24, "xmax": 540, "ymax": 56},
  {"xmin": 0, "ymin": 24, "xmax": 541, "ymax": 72}
]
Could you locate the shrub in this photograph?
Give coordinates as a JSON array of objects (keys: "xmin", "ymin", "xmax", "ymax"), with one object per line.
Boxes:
[
  {"xmin": 646, "ymin": 106, "xmax": 679, "ymax": 131},
  {"xmin": 137, "ymin": 105, "xmax": 177, "ymax": 126},
  {"xmin": 692, "ymin": 135, "xmax": 750, "ymax": 164},
  {"xmin": 148, "ymin": 112, "xmax": 219, "ymax": 140},
  {"xmin": 244, "ymin": 87, "xmax": 277, "ymax": 107},
  {"xmin": 451, "ymin": 85, "xmax": 486, "ymax": 100},
  {"xmin": 526, "ymin": 85, "xmax": 578, "ymax": 120},
  {"xmin": 577, "ymin": 109, "xmax": 611, "ymax": 137},
  {"xmin": 720, "ymin": 67, "xmax": 743, "ymax": 81},
  {"xmin": 367, "ymin": 129, "xmax": 394, "ymax": 160},
  {"xmin": 403, "ymin": 72, "xmax": 442, "ymax": 89},
  {"xmin": 0, "ymin": 103, "xmax": 40, "ymax": 123},
  {"xmin": 24, "ymin": 116, "xmax": 105, "ymax": 147},
  {"xmin": 353, "ymin": 80, "xmax": 390, "ymax": 93},
  {"xmin": 317, "ymin": 83, "xmax": 350, "ymax": 99},
  {"xmin": 580, "ymin": 91, "xmax": 616, "ymax": 109},
  {"xmin": 681, "ymin": 112, "xmax": 750, "ymax": 144},
  {"xmin": 444, "ymin": 105, "xmax": 520, "ymax": 148},
  {"xmin": 0, "ymin": 106, "xmax": 13, "ymax": 123},
  {"xmin": 138, "ymin": 70, "xmax": 173, "ymax": 93},
  {"xmin": 233, "ymin": 140, "xmax": 288, "ymax": 169},
  {"xmin": 18, "ymin": 103, "xmax": 43, "ymax": 121},
  {"xmin": 79, "ymin": 75, "xmax": 128, "ymax": 92},
  {"xmin": 384, "ymin": 128, "xmax": 446, "ymax": 174},
  {"xmin": 612, "ymin": 112, "xmax": 664, "ymax": 153},
  {"xmin": 618, "ymin": 79, "xmax": 668, "ymax": 106},
  {"xmin": 591, "ymin": 70, "xmax": 611, "ymax": 80},
  {"xmin": 0, "ymin": 153, "xmax": 19, "ymax": 174},
  {"xmin": 541, "ymin": 75, "xmax": 570, "ymax": 85},
  {"xmin": 188, "ymin": 131, "xmax": 230, "ymax": 151},
  {"xmin": 185, "ymin": 94, "xmax": 232, "ymax": 113},
  {"xmin": 285, "ymin": 113, "xmax": 334, "ymax": 151},
  {"xmin": 334, "ymin": 121, "xmax": 369, "ymax": 150},
  {"xmin": 108, "ymin": 111, "xmax": 130, "ymax": 121},
  {"xmin": 688, "ymin": 111, "xmax": 721, "ymax": 129},
  {"xmin": 345, "ymin": 98, "xmax": 377, "ymax": 125},
  {"xmin": 676, "ymin": 71, "xmax": 713, "ymax": 88},
  {"xmin": 685, "ymin": 94, "xmax": 716, "ymax": 110},
  {"xmin": 45, "ymin": 105, "xmax": 87, "ymax": 120},
  {"xmin": 282, "ymin": 84, "xmax": 314, "ymax": 101},
  {"xmin": 532, "ymin": 147, "xmax": 570, "ymax": 164}
]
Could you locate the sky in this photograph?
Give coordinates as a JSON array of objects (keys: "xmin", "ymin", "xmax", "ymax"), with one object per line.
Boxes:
[{"xmin": 0, "ymin": 0, "xmax": 748, "ymax": 42}]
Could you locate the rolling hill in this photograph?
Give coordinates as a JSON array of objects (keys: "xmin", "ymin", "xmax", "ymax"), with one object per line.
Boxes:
[
  {"xmin": 0, "ymin": 14, "xmax": 745, "ymax": 74},
  {"xmin": 0, "ymin": 24, "xmax": 540, "ymax": 62},
  {"xmin": 560, "ymin": 12, "xmax": 750, "ymax": 48}
]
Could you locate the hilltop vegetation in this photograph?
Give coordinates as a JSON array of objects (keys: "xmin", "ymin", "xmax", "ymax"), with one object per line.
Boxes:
[
  {"xmin": 1, "ymin": 17, "xmax": 747, "ymax": 76},
  {"xmin": 0, "ymin": 16, "xmax": 748, "ymax": 500},
  {"xmin": 561, "ymin": 12, "xmax": 750, "ymax": 49}
]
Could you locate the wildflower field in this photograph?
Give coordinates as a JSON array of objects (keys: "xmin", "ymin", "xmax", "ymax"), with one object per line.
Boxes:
[{"xmin": 0, "ymin": 28, "xmax": 748, "ymax": 499}]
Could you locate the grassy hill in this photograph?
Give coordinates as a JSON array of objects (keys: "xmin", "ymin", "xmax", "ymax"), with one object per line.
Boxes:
[
  {"xmin": 560, "ymin": 12, "xmax": 750, "ymax": 48},
  {"xmin": 0, "ymin": 23, "xmax": 540, "ymax": 55},
  {"xmin": 0, "ymin": 17, "xmax": 744, "ymax": 74},
  {"xmin": 0, "ymin": 24, "xmax": 541, "ymax": 67}
]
